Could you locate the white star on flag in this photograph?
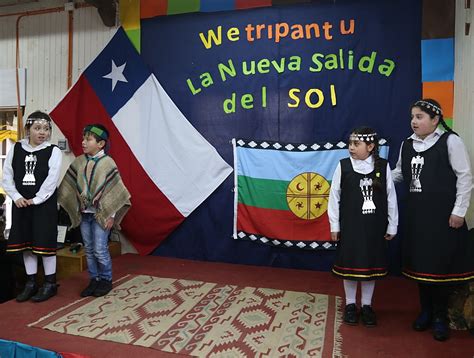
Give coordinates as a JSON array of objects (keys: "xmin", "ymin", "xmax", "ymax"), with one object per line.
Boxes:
[{"xmin": 103, "ymin": 60, "xmax": 128, "ymax": 91}]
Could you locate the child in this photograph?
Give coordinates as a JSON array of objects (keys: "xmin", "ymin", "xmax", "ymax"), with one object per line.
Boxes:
[
  {"xmin": 392, "ymin": 99, "xmax": 473, "ymax": 341},
  {"xmin": 328, "ymin": 127, "xmax": 398, "ymax": 327},
  {"xmin": 58, "ymin": 124, "xmax": 130, "ymax": 297},
  {"xmin": 2, "ymin": 111, "xmax": 62, "ymax": 302}
]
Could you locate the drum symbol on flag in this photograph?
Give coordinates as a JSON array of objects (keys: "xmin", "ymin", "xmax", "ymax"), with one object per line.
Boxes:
[{"xmin": 286, "ymin": 172, "xmax": 330, "ymax": 220}]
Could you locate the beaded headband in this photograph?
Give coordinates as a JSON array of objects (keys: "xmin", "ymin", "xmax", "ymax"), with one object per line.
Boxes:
[
  {"xmin": 25, "ymin": 117, "xmax": 52, "ymax": 128},
  {"xmin": 349, "ymin": 133, "xmax": 377, "ymax": 142},
  {"xmin": 414, "ymin": 100, "xmax": 443, "ymax": 115},
  {"xmin": 84, "ymin": 125, "xmax": 109, "ymax": 141}
]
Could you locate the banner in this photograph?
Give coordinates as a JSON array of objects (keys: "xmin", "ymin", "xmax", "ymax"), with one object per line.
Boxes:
[{"xmin": 140, "ymin": 0, "xmax": 420, "ymax": 268}]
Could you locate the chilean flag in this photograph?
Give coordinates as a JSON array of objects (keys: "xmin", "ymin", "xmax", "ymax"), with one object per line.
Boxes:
[{"xmin": 50, "ymin": 28, "xmax": 232, "ymax": 255}]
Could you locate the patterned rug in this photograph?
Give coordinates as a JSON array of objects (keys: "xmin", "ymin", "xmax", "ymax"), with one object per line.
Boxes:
[{"xmin": 30, "ymin": 275, "xmax": 343, "ymax": 357}]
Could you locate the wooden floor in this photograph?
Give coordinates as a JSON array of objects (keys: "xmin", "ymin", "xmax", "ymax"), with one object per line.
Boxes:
[{"xmin": 0, "ymin": 254, "xmax": 473, "ymax": 358}]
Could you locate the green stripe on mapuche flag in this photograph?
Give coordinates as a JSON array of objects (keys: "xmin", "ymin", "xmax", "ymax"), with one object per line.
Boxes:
[{"xmin": 238, "ymin": 175, "xmax": 289, "ymax": 210}]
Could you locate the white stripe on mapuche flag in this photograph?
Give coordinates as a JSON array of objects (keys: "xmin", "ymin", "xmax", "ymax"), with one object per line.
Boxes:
[{"xmin": 112, "ymin": 74, "xmax": 232, "ymax": 217}]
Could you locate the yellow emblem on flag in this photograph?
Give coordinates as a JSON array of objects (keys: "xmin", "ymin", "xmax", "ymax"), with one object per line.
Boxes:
[{"xmin": 286, "ymin": 172, "xmax": 330, "ymax": 220}]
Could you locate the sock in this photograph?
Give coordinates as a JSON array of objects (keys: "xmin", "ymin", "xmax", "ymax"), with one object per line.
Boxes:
[
  {"xmin": 343, "ymin": 280, "xmax": 358, "ymax": 305},
  {"xmin": 42, "ymin": 255, "xmax": 57, "ymax": 276},
  {"xmin": 432, "ymin": 285, "xmax": 453, "ymax": 320},
  {"xmin": 361, "ymin": 280, "xmax": 375, "ymax": 306},
  {"xmin": 23, "ymin": 251, "xmax": 38, "ymax": 275},
  {"xmin": 418, "ymin": 283, "xmax": 433, "ymax": 312}
]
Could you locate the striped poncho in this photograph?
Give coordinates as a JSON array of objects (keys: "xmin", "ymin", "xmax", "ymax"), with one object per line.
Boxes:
[{"xmin": 58, "ymin": 154, "xmax": 131, "ymax": 230}]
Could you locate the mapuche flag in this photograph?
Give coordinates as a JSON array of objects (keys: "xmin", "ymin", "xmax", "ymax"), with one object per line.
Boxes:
[
  {"xmin": 233, "ymin": 138, "xmax": 388, "ymax": 250},
  {"xmin": 51, "ymin": 28, "xmax": 232, "ymax": 255}
]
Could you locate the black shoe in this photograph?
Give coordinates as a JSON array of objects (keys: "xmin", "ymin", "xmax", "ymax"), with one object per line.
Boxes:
[
  {"xmin": 432, "ymin": 317, "xmax": 449, "ymax": 341},
  {"xmin": 343, "ymin": 303, "xmax": 358, "ymax": 325},
  {"xmin": 16, "ymin": 280, "xmax": 38, "ymax": 302},
  {"xmin": 361, "ymin": 305, "xmax": 377, "ymax": 327},
  {"xmin": 81, "ymin": 279, "xmax": 100, "ymax": 297},
  {"xmin": 31, "ymin": 282, "xmax": 58, "ymax": 302},
  {"xmin": 93, "ymin": 279, "xmax": 113, "ymax": 297},
  {"xmin": 412, "ymin": 310, "xmax": 432, "ymax": 331}
]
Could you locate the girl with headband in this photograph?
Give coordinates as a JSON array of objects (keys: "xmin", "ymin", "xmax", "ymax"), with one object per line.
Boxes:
[
  {"xmin": 392, "ymin": 98, "xmax": 473, "ymax": 341},
  {"xmin": 328, "ymin": 126, "xmax": 398, "ymax": 328},
  {"xmin": 2, "ymin": 110, "xmax": 62, "ymax": 302}
]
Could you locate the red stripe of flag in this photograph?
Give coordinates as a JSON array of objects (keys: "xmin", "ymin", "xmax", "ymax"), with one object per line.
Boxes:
[{"xmin": 237, "ymin": 202, "xmax": 330, "ymax": 242}]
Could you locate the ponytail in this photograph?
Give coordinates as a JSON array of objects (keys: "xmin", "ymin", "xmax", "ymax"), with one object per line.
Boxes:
[{"xmin": 371, "ymin": 145, "xmax": 384, "ymax": 191}]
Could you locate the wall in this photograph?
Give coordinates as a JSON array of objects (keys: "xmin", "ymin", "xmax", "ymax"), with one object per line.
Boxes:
[
  {"xmin": 0, "ymin": 1, "xmax": 473, "ymax": 245},
  {"xmin": 454, "ymin": 1, "xmax": 474, "ymax": 227},
  {"xmin": 0, "ymin": 2, "xmax": 116, "ymax": 173}
]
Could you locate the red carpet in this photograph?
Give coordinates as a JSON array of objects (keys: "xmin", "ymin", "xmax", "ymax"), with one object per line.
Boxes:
[{"xmin": 0, "ymin": 254, "xmax": 473, "ymax": 357}]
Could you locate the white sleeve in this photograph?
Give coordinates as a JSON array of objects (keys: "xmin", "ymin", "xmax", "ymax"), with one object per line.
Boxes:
[
  {"xmin": 447, "ymin": 135, "xmax": 472, "ymax": 217},
  {"xmin": 385, "ymin": 163, "xmax": 398, "ymax": 235},
  {"xmin": 32, "ymin": 146, "xmax": 63, "ymax": 205},
  {"xmin": 328, "ymin": 163, "xmax": 342, "ymax": 232},
  {"xmin": 391, "ymin": 143, "xmax": 404, "ymax": 184},
  {"xmin": 1, "ymin": 144, "xmax": 23, "ymax": 202}
]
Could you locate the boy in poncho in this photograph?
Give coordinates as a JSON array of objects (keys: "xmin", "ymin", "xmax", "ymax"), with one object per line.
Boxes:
[{"xmin": 59, "ymin": 124, "xmax": 130, "ymax": 297}]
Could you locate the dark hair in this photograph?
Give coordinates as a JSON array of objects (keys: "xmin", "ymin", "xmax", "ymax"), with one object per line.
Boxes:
[
  {"xmin": 350, "ymin": 126, "xmax": 384, "ymax": 190},
  {"xmin": 83, "ymin": 123, "xmax": 110, "ymax": 152},
  {"xmin": 410, "ymin": 98, "xmax": 457, "ymax": 135},
  {"xmin": 25, "ymin": 110, "xmax": 52, "ymax": 132}
]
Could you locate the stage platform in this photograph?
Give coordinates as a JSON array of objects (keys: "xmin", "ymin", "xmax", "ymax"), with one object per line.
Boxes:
[{"xmin": 0, "ymin": 254, "xmax": 472, "ymax": 357}]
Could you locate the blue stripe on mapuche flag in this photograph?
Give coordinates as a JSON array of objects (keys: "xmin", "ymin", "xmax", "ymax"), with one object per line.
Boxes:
[
  {"xmin": 84, "ymin": 27, "xmax": 151, "ymax": 118},
  {"xmin": 236, "ymin": 141, "xmax": 389, "ymax": 182}
]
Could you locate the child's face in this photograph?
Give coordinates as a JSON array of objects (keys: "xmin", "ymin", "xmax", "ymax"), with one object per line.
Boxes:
[
  {"xmin": 348, "ymin": 137, "xmax": 374, "ymax": 161},
  {"xmin": 411, "ymin": 106, "xmax": 439, "ymax": 139},
  {"xmin": 82, "ymin": 134, "xmax": 105, "ymax": 156},
  {"xmin": 28, "ymin": 122, "xmax": 51, "ymax": 147}
]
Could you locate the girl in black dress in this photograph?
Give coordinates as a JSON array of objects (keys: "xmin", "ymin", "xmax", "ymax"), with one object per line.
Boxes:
[
  {"xmin": 329, "ymin": 127, "xmax": 398, "ymax": 327},
  {"xmin": 2, "ymin": 111, "xmax": 62, "ymax": 302},
  {"xmin": 392, "ymin": 99, "xmax": 473, "ymax": 341}
]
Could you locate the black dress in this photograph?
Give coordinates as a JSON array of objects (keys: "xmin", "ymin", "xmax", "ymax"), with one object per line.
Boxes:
[
  {"xmin": 332, "ymin": 158, "xmax": 389, "ymax": 281},
  {"xmin": 6, "ymin": 143, "xmax": 58, "ymax": 256},
  {"xmin": 401, "ymin": 132, "xmax": 474, "ymax": 284}
]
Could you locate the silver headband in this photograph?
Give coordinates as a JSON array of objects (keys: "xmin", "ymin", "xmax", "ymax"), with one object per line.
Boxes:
[
  {"xmin": 349, "ymin": 133, "xmax": 377, "ymax": 142},
  {"xmin": 25, "ymin": 117, "xmax": 52, "ymax": 128},
  {"xmin": 414, "ymin": 100, "xmax": 443, "ymax": 115}
]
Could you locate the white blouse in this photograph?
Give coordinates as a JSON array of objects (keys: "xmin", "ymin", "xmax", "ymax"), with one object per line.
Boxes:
[{"xmin": 2, "ymin": 139, "xmax": 62, "ymax": 205}]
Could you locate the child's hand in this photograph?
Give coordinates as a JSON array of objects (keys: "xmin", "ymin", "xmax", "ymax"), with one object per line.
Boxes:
[
  {"xmin": 14, "ymin": 198, "xmax": 29, "ymax": 208},
  {"xmin": 26, "ymin": 199, "xmax": 34, "ymax": 206},
  {"xmin": 105, "ymin": 217, "xmax": 114, "ymax": 230},
  {"xmin": 331, "ymin": 232, "xmax": 340, "ymax": 241},
  {"xmin": 384, "ymin": 233, "xmax": 394, "ymax": 241},
  {"xmin": 449, "ymin": 214, "xmax": 464, "ymax": 229}
]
